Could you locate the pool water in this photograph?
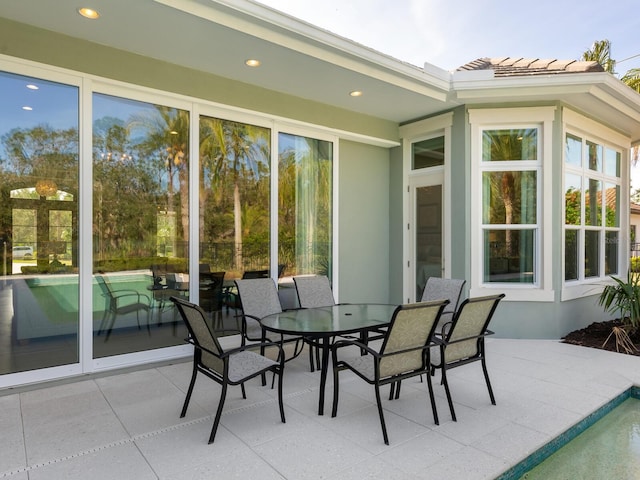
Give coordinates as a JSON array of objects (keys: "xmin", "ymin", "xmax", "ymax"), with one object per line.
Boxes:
[{"xmin": 521, "ymin": 397, "xmax": 640, "ymax": 479}]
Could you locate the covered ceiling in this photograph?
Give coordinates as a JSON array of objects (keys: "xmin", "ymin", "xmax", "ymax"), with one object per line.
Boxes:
[
  {"xmin": 2, "ymin": 0, "xmax": 640, "ymax": 140},
  {"xmin": 0, "ymin": 0, "xmax": 456, "ymax": 124}
]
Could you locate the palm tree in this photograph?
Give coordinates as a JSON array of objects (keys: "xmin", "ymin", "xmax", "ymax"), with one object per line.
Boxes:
[
  {"xmin": 199, "ymin": 117, "xmax": 270, "ymax": 270},
  {"xmin": 582, "ymin": 40, "xmax": 640, "ymax": 169},
  {"xmin": 581, "ymin": 39, "xmax": 640, "ymax": 93}
]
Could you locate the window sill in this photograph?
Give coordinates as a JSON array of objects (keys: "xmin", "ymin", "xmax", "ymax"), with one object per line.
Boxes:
[{"xmin": 469, "ymin": 286, "xmax": 554, "ymax": 302}]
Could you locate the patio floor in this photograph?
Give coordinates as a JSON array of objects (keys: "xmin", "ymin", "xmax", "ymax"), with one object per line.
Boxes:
[{"xmin": 2, "ymin": 338, "xmax": 639, "ymax": 480}]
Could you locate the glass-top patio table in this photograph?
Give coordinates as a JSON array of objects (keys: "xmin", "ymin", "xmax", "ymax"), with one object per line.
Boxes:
[{"xmin": 260, "ymin": 303, "xmax": 398, "ymax": 415}]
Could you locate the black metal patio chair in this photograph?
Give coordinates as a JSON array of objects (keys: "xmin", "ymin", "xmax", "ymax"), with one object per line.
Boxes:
[
  {"xmin": 331, "ymin": 299, "xmax": 449, "ymax": 445},
  {"xmin": 170, "ymin": 295, "xmax": 286, "ymax": 444}
]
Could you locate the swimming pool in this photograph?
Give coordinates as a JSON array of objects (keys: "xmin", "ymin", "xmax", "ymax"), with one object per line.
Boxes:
[{"xmin": 497, "ymin": 387, "xmax": 640, "ymax": 479}]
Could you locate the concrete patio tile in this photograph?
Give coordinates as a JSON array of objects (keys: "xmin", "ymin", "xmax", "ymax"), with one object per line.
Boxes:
[
  {"xmin": 27, "ymin": 443, "xmax": 156, "ymax": 480},
  {"xmin": 0, "ymin": 394, "xmax": 27, "ymax": 475},
  {"xmin": 376, "ymin": 429, "xmax": 465, "ymax": 477},
  {"xmin": 471, "ymin": 422, "xmax": 550, "ymax": 463},
  {"xmin": 252, "ymin": 420, "xmax": 373, "ymax": 480},
  {"xmin": 20, "ymin": 380, "xmax": 129, "ymax": 464},
  {"xmin": 521, "ymin": 379, "xmax": 611, "ymax": 416},
  {"xmin": 218, "ymin": 398, "xmax": 302, "ymax": 447},
  {"xmin": 422, "ymin": 445, "xmax": 508, "ymax": 480},
  {"xmin": 432, "ymin": 405, "xmax": 510, "ymax": 446},
  {"xmin": 135, "ymin": 417, "xmax": 285, "ymax": 479},
  {"xmin": 321, "ymin": 401, "xmax": 433, "ymax": 453},
  {"xmin": 511, "ymin": 401, "xmax": 583, "ymax": 437},
  {"xmin": 96, "ymin": 368, "xmax": 204, "ymax": 436},
  {"xmin": 326, "ymin": 455, "xmax": 422, "ymax": 480},
  {"xmin": 5, "ymin": 339, "xmax": 640, "ymax": 480}
]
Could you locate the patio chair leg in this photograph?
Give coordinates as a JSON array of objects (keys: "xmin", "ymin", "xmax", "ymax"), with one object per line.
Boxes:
[
  {"xmin": 441, "ymin": 366, "xmax": 457, "ymax": 422},
  {"xmin": 331, "ymin": 358, "xmax": 340, "ymax": 417},
  {"xmin": 209, "ymin": 382, "xmax": 228, "ymax": 444},
  {"xmin": 374, "ymin": 384, "xmax": 389, "ymax": 445},
  {"xmin": 240, "ymin": 382, "xmax": 247, "ymax": 399},
  {"xmin": 308, "ymin": 341, "xmax": 315, "ymax": 372},
  {"xmin": 180, "ymin": 362, "xmax": 198, "ymax": 418},
  {"xmin": 481, "ymin": 357, "xmax": 496, "ymax": 405},
  {"xmin": 425, "ymin": 368, "xmax": 439, "ymax": 425},
  {"xmin": 277, "ymin": 366, "xmax": 286, "ymax": 424}
]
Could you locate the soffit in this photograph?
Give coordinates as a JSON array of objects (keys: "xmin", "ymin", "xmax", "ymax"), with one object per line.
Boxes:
[
  {"xmin": 453, "ymin": 72, "xmax": 640, "ymax": 141},
  {"xmin": 0, "ymin": 0, "xmax": 456, "ymax": 124}
]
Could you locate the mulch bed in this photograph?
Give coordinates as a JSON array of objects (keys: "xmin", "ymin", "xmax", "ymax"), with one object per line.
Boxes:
[{"xmin": 562, "ymin": 319, "xmax": 640, "ymax": 356}]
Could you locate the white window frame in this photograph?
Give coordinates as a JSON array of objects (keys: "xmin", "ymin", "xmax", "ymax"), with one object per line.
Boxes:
[
  {"xmin": 561, "ymin": 109, "xmax": 630, "ymax": 301},
  {"xmin": 0, "ymin": 53, "xmax": 354, "ymax": 387},
  {"xmin": 469, "ymin": 107, "xmax": 555, "ymax": 302}
]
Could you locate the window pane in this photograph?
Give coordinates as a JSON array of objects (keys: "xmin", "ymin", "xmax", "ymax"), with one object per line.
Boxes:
[
  {"xmin": 604, "ymin": 183, "xmax": 620, "ymax": 228},
  {"xmin": 199, "ymin": 116, "xmax": 271, "ymax": 280},
  {"xmin": 584, "ymin": 230, "xmax": 600, "ymax": 278},
  {"xmin": 482, "ymin": 128, "xmax": 537, "ymax": 161},
  {"xmin": 565, "ymin": 134, "xmax": 582, "ymax": 167},
  {"xmin": 565, "ymin": 173, "xmax": 582, "ymax": 225},
  {"xmin": 585, "ymin": 179, "xmax": 602, "ymax": 226},
  {"xmin": 412, "ymin": 136, "xmax": 444, "ymax": 169},
  {"xmin": 587, "ymin": 140, "xmax": 602, "ymax": 172},
  {"xmin": 605, "ymin": 148, "xmax": 620, "ymax": 177},
  {"xmin": 565, "ymin": 229, "xmax": 579, "ymax": 281},
  {"xmin": 278, "ymin": 133, "xmax": 332, "ymax": 277},
  {"xmin": 484, "ymin": 229, "xmax": 535, "ymax": 283},
  {"xmin": 0, "ymin": 71, "xmax": 79, "ymax": 374},
  {"xmin": 482, "ymin": 171, "xmax": 536, "ymax": 224},
  {"xmin": 93, "ymin": 93, "xmax": 189, "ymax": 357},
  {"xmin": 605, "ymin": 231, "xmax": 618, "ymax": 275}
]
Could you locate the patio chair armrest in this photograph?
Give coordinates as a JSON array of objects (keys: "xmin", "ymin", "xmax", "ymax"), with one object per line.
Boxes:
[
  {"xmin": 221, "ymin": 340, "xmax": 284, "ymax": 359},
  {"xmin": 331, "ymin": 338, "xmax": 380, "ymax": 357},
  {"xmin": 112, "ymin": 290, "xmax": 152, "ymax": 305},
  {"xmin": 444, "ymin": 330, "xmax": 493, "ymax": 346}
]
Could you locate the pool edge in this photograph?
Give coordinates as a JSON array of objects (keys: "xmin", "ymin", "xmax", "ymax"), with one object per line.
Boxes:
[{"xmin": 495, "ymin": 385, "xmax": 640, "ymax": 480}]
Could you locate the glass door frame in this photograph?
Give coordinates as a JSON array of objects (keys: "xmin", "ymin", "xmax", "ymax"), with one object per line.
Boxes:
[{"xmin": 400, "ymin": 113, "xmax": 453, "ymax": 304}]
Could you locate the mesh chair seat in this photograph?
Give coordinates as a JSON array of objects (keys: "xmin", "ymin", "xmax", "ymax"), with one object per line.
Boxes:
[{"xmin": 227, "ymin": 350, "xmax": 279, "ymax": 383}]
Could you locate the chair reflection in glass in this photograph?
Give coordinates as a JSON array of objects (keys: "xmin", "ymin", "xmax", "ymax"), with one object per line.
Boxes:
[
  {"xmin": 96, "ymin": 275, "xmax": 151, "ymax": 341},
  {"xmin": 199, "ymin": 271, "xmax": 226, "ymax": 329}
]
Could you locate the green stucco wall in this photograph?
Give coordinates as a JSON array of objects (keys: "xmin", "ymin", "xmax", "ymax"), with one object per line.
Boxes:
[{"xmin": 338, "ymin": 140, "xmax": 391, "ymax": 303}]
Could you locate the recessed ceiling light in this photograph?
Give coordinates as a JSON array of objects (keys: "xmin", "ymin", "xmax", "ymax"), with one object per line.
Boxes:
[
  {"xmin": 78, "ymin": 8, "xmax": 100, "ymax": 19},
  {"xmin": 245, "ymin": 59, "xmax": 261, "ymax": 67},
  {"xmin": 26, "ymin": 84, "xmax": 39, "ymax": 90},
  {"xmin": 349, "ymin": 90, "xmax": 363, "ymax": 97},
  {"xmin": 22, "ymin": 106, "xmax": 33, "ymax": 111}
]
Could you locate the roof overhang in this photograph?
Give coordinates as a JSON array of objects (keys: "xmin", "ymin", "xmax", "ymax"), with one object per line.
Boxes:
[
  {"xmin": 0, "ymin": 0, "xmax": 457, "ymax": 124},
  {"xmin": 453, "ymin": 70, "xmax": 640, "ymax": 142}
]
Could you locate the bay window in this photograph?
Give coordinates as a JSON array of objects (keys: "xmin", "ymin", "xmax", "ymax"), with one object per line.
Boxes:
[{"xmin": 564, "ymin": 132, "xmax": 621, "ymax": 282}]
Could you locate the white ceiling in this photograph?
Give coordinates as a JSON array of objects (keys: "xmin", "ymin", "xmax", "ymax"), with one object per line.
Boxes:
[
  {"xmin": 3, "ymin": 0, "xmax": 640, "ymax": 140},
  {"xmin": 0, "ymin": 0, "xmax": 457, "ymax": 124}
]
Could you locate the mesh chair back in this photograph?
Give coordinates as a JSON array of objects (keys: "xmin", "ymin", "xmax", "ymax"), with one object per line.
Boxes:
[
  {"xmin": 293, "ymin": 275, "xmax": 336, "ymax": 308},
  {"xmin": 378, "ymin": 300, "xmax": 447, "ymax": 378},
  {"xmin": 444, "ymin": 294, "xmax": 504, "ymax": 362},
  {"xmin": 235, "ymin": 278, "xmax": 282, "ymax": 319},
  {"xmin": 172, "ymin": 296, "xmax": 224, "ymax": 373},
  {"xmin": 235, "ymin": 278, "xmax": 282, "ymax": 340},
  {"xmin": 421, "ymin": 277, "xmax": 466, "ymax": 317}
]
